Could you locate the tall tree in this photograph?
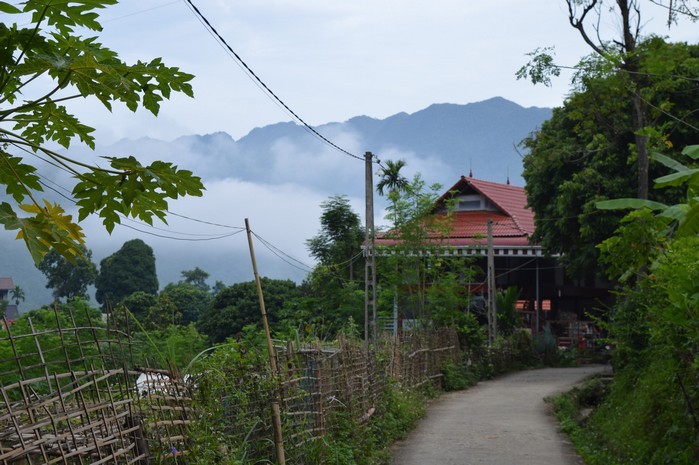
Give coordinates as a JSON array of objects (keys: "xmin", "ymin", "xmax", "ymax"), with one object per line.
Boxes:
[
  {"xmin": 38, "ymin": 246, "xmax": 98, "ymax": 301},
  {"xmin": 180, "ymin": 267, "xmax": 210, "ymax": 292},
  {"xmin": 95, "ymin": 239, "xmax": 158, "ymax": 307},
  {"xmin": 9, "ymin": 285, "xmax": 24, "ymax": 306},
  {"xmin": 522, "ymin": 39, "xmax": 699, "ymax": 276},
  {"xmin": 377, "ymin": 159, "xmax": 409, "ymax": 198},
  {"xmin": 306, "ymin": 195, "xmax": 364, "ymax": 282},
  {"xmin": 0, "ymin": 1, "xmax": 204, "ymax": 264},
  {"xmin": 160, "ymin": 281, "xmax": 211, "ymax": 325},
  {"xmin": 197, "ymin": 278, "xmax": 299, "ymax": 343},
  {"xmin": 520, "ymin": 0, "xmax": 698, "ymax": 199}
]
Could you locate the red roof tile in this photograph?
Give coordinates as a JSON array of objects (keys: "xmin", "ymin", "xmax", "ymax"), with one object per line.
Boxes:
[
  {"xmin": 0, "ymin": 277, "xmax": 15, "ymax": 291},
  {"xmin": 437, "ymin": 177, "xmax": 535, "ymax": 236},
  {"xmin": 377, "ymin": 176, "xmax": 537, "ymax": 249}
]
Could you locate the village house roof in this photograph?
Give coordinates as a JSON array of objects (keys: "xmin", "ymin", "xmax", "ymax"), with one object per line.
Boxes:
[
  {"xmin": 0, "ymin": 277, "xmax": 15, "ymax": 291},
  {"xmin": 375, "ymin": 176, "xmax": 541, "ymax": 256}
]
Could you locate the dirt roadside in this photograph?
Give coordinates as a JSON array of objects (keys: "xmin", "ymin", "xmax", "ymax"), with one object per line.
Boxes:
[{"xmin": 390, "ymin": 365, "xmax": 609, "ymax": 465}]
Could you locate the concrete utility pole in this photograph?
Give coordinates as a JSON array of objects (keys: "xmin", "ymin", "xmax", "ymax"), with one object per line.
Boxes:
[
  {"xmin": 487, "ymin": 219, "xmax": 497, "ymax": 344},
  {"xmin": 364, "ymin": 152, "xmax": 377, "ymax": 352}
]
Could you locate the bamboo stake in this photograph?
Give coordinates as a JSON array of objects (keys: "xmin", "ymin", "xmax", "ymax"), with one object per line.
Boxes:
[{"xmin": 245, "ymin": 218, "xmax": 286, "ymax": 465}]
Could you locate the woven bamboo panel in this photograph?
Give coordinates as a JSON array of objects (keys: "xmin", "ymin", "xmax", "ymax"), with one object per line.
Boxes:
[{"xmin": 0, "ymin": 309, "xmax": 192, "ymax": 465}]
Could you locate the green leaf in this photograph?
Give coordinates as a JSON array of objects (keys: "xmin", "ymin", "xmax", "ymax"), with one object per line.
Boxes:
[
  {"xmin": 682, "ymin": 145, "xmax": 699, "ymax": 160},
  {"xmin": 659, "ymin": 204, "xmax": 689, "ymax": 221},
  {"xmin": 654, "ymin": 169, "xmax": 699, "ymax": 188},
  {"xmin": 596, "ymin": 198, "xmax": 668, "ymax": 210},
  {"xmin": 13, "ymin": 100, "xmax": 97, "ymax": 149},
  {"xmin": 0, "ymin": 1, "xmax": 21, "ymax": 14},
  {"xmin": 676, "ymin": 203, "xmax": 699, "ymax": 237},
  {"xmin": 0, "ymin": 152, "xmax": 43, "ymax": 203},
  {"xmin": 650, "ymin": 151, "xmax": 688, "ymax": 172}
]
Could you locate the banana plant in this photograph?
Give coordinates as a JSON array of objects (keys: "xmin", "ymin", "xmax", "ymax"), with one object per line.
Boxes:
[{"xmin": 596, "ymin": 145, "xmax": 699, "ymax": 238}]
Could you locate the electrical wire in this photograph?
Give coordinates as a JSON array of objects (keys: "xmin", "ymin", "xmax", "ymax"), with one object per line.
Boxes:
[
  {"xmin": 250, "ymin": 230, "xmax": 315, "ymax": 273},
  {"xmin": 119, "ymin": 222, "xmax": 244, "ymax": 241},
  {"xmin": 102, "ymin": 1, "xmax": 181, "ymax": 24},
  {"xmin": 182, "ymin": 0, "xmax": 365, "ymax": 162}
]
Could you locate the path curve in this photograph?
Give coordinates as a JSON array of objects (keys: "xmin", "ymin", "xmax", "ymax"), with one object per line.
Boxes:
[{"xmin": 391, "ymin": 365, "xmax": 609, "ymax": 465}]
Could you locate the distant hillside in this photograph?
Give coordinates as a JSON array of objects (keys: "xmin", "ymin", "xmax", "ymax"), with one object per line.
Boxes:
[
  {"xmin": 111, "ymin": 96, "xmax": 551, "ymax": 191},
  {"xmin": 0, "ymin": 97, "xmax": 551, "ymax": 313}
]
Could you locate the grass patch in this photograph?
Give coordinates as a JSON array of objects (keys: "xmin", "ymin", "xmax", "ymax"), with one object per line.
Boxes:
[
  {"xmin": 549, "ymin": 376, "xmax": 620, "ymax": 465},
  {"xmin": 297, "ymin": 381, "xmax": 428, "ymax": 465},
  {"xmin": 589, "ymin": 353, "xmax": 698, "ymax": 464}
]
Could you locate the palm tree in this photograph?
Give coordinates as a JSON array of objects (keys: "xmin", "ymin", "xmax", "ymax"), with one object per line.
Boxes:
[
  {"xmin": 376, "ymin": 159, "xmax": 410, "ymax": 337},
  {"xmin": 376, "ymin": 159, "xmax": 409, "ymax": 197},
  {"xmin": 10, "ymin": 285, "xmax": 25, "ymax": 306}
]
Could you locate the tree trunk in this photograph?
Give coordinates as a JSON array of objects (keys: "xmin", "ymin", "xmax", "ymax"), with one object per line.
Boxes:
[
  {"xmin": 632, "ymin": 92, "xmax": 649, "ymax": 199},
  {"xmin": 618, "ymin": 0, "xmax": 649, "ymax": 199}
]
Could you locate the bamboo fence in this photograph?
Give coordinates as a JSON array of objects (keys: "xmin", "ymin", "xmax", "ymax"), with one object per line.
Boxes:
[{"xmin": 1, "ymin": 308, "xmax": 460, "ymax": 465}]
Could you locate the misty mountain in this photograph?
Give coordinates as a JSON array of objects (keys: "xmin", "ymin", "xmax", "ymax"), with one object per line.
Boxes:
[
  {"xmin": 167, "ymin": 96, "xmax": 550, "ymax": 189},
  {"xmin": 1, "ymin": 97, "xmax": 551, "ymax": 313}
]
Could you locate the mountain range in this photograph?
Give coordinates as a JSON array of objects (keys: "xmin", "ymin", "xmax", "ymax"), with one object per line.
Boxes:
[{"xmin": 1, "ymin": 97, "xmax": 552, "ymax": 313}]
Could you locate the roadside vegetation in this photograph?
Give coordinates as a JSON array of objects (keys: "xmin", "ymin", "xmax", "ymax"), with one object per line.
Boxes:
[{"xmin": 518, "ymin": 3, "xmax": 699, "ymax": 462}]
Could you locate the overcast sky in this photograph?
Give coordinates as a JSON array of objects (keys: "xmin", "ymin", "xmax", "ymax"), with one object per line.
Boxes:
[
  {"xmin": 76, "ymin": 0, "xmax": 696, "ymax": 143},
  {"xmin": 3, "ymin": 0, "xmax": 698, "ymax": 307}
]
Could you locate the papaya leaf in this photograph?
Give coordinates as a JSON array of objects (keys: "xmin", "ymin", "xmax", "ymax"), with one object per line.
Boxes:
[{"xmin": 0, "ymin": 2, "xmax": 21, "ymax": 14}]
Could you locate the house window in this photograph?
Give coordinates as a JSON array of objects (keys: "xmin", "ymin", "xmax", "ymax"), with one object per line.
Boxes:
[
  {"xmin": 459, "ymin": 199, "xmax": 481, "ymax": 210},
  {"xmin": 455, "ymin": 195, "xmax": 496, "ymax": 211}
]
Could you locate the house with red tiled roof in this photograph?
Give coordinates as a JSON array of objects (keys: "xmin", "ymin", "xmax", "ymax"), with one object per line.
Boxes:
[
  {"xmin": 375, "ymin": 176, "xmax": 611, "ymax": 344},
  {"xmin": 0, "ymin": 277, "xmax": 19, "ymax": 322}
]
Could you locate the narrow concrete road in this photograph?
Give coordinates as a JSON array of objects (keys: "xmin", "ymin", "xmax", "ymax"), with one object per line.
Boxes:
[{"xmin": 391, "ymin": 366, "xmax": 609, "ymax": 465}]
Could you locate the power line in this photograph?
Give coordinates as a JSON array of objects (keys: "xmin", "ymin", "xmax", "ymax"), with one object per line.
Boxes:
[
  {"xmin": 165, "ymin": 210, "xmax": 244, "ymax": 230},
  {"xmin": 119, "ymin": 222, "xmax": 244, "ymax": 241},
  {"xmin": 103, "ymin": 1, "xmax": 181, "ymax": 24},
  {"xmin": 182, "ymin": 0, "xmax": 365, "ymax": 162},
  {"xmin": 250, "ymin": 230, "xmax": 315, "ymax": 273}
]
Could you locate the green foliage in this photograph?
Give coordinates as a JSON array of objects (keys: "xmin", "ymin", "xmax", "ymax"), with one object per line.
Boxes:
[
  {"xmin": 306, "ymin": 195, "xmax": 364, "ymax": 282},
  {"xmin": 197, "ymin": 278, "xmax": 300, "ymax": 343},
  {"xmin": 293, "ymin": 195, "xmax": 366, "ymax": 339},
  {"xmin": 549, "ymin": 377, "xmax": 621, "ymax": 465},
  {"xmin": 377, "ymin": 174, "xmax": 476, "ymax": 324},
  {"xmin": 597, "ymin": 145, "xmax": 699, "ymax": 239},
  {"xmin": 131, "ymin": 324, "xmax": 208, "ymax": 369},
  {"xmin": 277, "ymin": 271, "xmax": 365, "ymax": 341},
  {"xmin": 186, "ymin": 339, "xmax": 278, "ymax": 464},
  {"xmin": 180, "ymin": 267, "xmax": 211, "ymax": 292},
  {"xmin": 37, "ymin": 245, "xmax": 98, "ymax": 301},
  {"xmin": 454, "ymin": 312, "xmax": 487, "ymax": 353},
  {"xmin": 588, "ymin": 166, "xmax": 699, "ymax": 462},
  {"xmin": 0, "ymin": 300, "xmax": 104, "ymax": 395},
  {"xmin": 303, "ymin": 381, "xmax": 427, "ymax": 465},
  {"xmin": 515, "ymin": 46, "xmax": 561, "ymax": 86},
  {"xmin": 425, "ymin": 263, "xmax": 477, "ymax": 327},
  {"xmin": 113, "ymin": 290, "xmax": 160, "ymax": 330},
  {"xmin": 160, "ymin": 281, "xmax": 212, "ymax": 325},
  {"xmin": 495, "ymin": 286, "xmax": 521, "ymax": 337},
  {"xmin": 588, "ymin": 353, "xmax": 698, "ymax": 464},
  {"xmin": 597, "ymin": 209, "xmax": 669, "ymax": 283},
  {"xmin": 9, "ymin": 284, "xmax": 24, "ymax": 306},
  {"xmin": 95, "ymin": 239, "xmax": 159, "ymax": 306},
  {"xmin": 376, "ymin": 159, "xmax": 409, "ymax": 197},
  {"xmin": 441, "ymin": 361, "xmax": 477, "ymax": 391},
  {"xmin": 522, "ymin": 39, "xmax": 699, "ymax": 276},
  {"xmin": 0, "ymin": 0, "xmax": 203, "ymax": 264}
]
